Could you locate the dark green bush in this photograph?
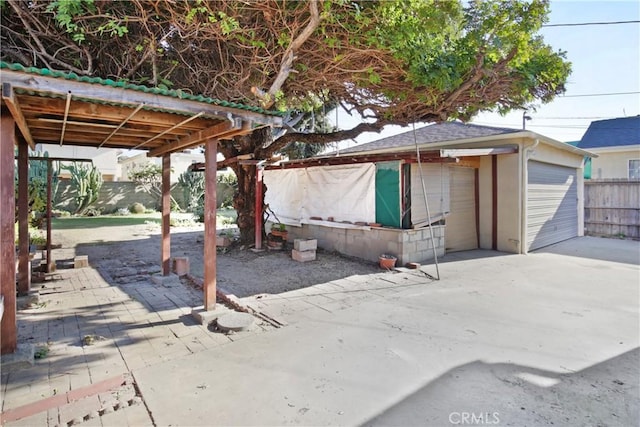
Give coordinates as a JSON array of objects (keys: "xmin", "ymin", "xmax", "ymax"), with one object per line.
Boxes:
[{"xmin": 129, "ymin": 202, "xmax": 146, "ymax": 214}]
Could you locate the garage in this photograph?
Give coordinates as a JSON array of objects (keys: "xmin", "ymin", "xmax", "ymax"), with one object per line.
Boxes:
[
  {"xmin": 527, "ymin": 160, "xmax": 578, "ymax": 251},
  {"xmin": 446, "ymin": 166, "xmax": 478, "ymax": 252}
]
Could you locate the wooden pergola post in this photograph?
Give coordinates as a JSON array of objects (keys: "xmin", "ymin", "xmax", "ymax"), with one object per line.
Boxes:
[
  {"xmin": 17, "ymin": 139, "xmax": 29, "ymax": 295},
  {"xmin": 161, "ymin": 154, "xmax": 171, "ymax": 276},
  {"xmin": 255, "ymin": 167, "xmax": 263, "ymax": 250},
  {"xmin": 46, "ymin": 160, "xmax": 53, "ymax": 272},
  {"xmin": 1, "ymin": 112, "xmax": 17, "ymax": 354},
  {"xmin": 203, "ymin": 138, "xmax": 217, "ymax": 310}
]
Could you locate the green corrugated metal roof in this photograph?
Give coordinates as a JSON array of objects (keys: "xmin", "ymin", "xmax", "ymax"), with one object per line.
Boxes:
[{"xmin": 0, "ymin": 61, "xmax": 284, "ymax": 117}]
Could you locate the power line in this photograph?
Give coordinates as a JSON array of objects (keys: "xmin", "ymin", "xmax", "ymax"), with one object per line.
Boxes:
[
  {"xmin": 558, "ymin": 91, "xmax": 640, "ymax": 98},
  {"xmin": 530, "ymin": 116, "xmax": 611, "ymax": 120},
  {"xmin": 543, "ymin": 20, "xmax": 640, "ymax": 27}
]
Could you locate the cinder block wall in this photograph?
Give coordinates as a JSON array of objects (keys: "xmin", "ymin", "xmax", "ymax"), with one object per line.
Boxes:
[
  {"xmin": 273, "ymin": 222, "xmax": 445, "ymax": 265},
  {"xmin": 55, "ymin": 181, "xmax": 232, "ymax": 213}
]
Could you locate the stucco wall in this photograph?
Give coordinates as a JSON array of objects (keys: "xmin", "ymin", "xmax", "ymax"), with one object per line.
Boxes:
[
  {"xmin": 590, "ymin": 150, "xmax": 639, "ymax": 179},
  {"xmin": 527, "ymin": 142, "xmax": 585, "ymax": 169},
  {"xmin": 276, "ymin": 222, "xmax": 445, "ymax": 265},
  {"xmin": 497, "ymin": 153, "xmax": 521, "ymax": 253}
]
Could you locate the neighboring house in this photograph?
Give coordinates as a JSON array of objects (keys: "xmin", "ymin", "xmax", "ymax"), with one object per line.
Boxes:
[
  {"xmin": 577, "ymin": 116, "xmax": 640, "ymax": 180},
  {"xmin": 263, "ymin": 122, "xmax": 593, "ymax": 264},
  {"xmin": 36, "ymin": 144, "xmax": 122, "ymax": 181},
  {"xmin": 118, "ymin": 150, "xmax": 206, "ymax": 183}
]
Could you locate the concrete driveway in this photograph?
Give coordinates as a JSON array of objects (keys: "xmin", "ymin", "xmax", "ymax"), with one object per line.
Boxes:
[{"xmin": 134, "ymin": 237, "xmax": 639, "ymax": 426}]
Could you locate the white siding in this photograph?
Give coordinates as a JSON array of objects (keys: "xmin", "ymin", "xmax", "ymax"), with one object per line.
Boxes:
[
  {"xmin": 410, "ymin": 164, "xmax": 450, "ymax": 226},
  {"xmin": 446, "ymin": 166, "xmax": 477, "ymax": 252}
]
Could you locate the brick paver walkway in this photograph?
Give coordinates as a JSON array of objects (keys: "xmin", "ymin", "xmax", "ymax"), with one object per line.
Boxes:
[{"xmin": 1, "ymin": 264, "xmax": 273, "ymax": 427}]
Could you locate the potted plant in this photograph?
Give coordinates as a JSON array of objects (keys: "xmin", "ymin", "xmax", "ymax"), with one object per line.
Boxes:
[
  {"xmin": 270, "ymin": 223, "xmax": 288, "ymax": 241},
  {"xmin": 379, "ymin": 254, "xmax": 397, "ymax": 269}
]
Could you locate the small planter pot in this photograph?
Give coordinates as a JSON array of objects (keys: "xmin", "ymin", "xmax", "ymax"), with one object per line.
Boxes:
[
  {"xmin": 379, "ymin": 254, "xmax": 397, "ymax": 269},
  {"xmin": 270, "ymin": 229, "xmax": 288, "ymax": 240}
]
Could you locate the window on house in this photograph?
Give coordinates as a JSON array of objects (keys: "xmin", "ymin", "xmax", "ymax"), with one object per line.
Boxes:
[{"xmin": 629, "ymin": 159, "xmax": 640, "ymax": 179}]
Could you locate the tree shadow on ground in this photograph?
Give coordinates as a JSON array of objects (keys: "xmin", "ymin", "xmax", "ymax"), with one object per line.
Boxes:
[{"xmin": 363, "ymin": 347, "xmax": 639, "ymax": 427}]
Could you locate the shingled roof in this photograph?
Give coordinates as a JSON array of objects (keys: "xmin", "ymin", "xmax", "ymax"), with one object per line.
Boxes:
[
  {"xmin": 334, "ymin": 122, "xmax": 521, "ymax": 155},
  {"xmin": 577, "ymin": 116, "xmax": 640, "ymax": 149}
]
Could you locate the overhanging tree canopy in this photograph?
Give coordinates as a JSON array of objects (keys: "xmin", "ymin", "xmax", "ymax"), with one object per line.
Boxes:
[{"xmin": 1, "ymin": 0, "xmax": 571, "ymax": 242}]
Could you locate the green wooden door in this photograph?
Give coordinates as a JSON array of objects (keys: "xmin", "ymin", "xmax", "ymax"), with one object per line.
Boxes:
[{"xmin": 376, "ymin": 161, "xmax": 401, "ymax": 227}]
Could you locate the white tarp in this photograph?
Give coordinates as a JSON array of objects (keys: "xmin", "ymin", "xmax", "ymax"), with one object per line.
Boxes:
[
  {"xmin": 263, "ymin": 168, "xmax": 305, "ymax": 225},
  {"xmin": 263, "ymin": 163, "xmax": 376, "ymax": 225}
]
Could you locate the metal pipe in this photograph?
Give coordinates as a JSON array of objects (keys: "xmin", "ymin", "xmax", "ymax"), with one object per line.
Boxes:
[{"xmin": 413, "ymin": 123, "xmax": 440, "ymax": 280}]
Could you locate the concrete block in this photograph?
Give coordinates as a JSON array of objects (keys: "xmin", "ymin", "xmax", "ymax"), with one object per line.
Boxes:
[
  {"xmin": 292, "ymin": 249, "xmax": 316, "ymax": 262},
  {"xmin": 294, "ymin": 239, "xmax": 317, "ymax": 252},
  {"xmin": 191, "ymin": 306, "xmax": 227, "ymax": 325},
  {"xmin": 74, "ymin": 255, "xmax": 89, "ymax": 269},
  {"xmin": 172, "ymin": 257, "xmax": 190, "ymax": 276},
  {"xmin": 217, "ymin": 236, "xmax": 232, "ymax": 247}
]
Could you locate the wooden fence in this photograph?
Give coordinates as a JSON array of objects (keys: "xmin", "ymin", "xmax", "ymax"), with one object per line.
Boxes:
[{"xmin": 584, "ymin": 179, "xmax": 640, "ymax": 239}]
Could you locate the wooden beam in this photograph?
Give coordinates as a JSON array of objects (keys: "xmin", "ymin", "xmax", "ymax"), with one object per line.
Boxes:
[
  {"xmin": 161, "ymin": 155, "xmax": 171, "ymax": 276},
  {"xmin": 1, "ymin": 69, "xmax": 283, "ymax": 127},
  {"xmin": 265, "ymin": 152, "xmax": 451, "ymax": 170},
  {"xmin": 132, "ymin": 112, "xmax": 205, "ymax": 150},
  {"xmin": 98, "ymin": 103, "xmax": 145, "ymax": 148},
  {"xmin": 59, "ymin": 92, "xmax": 72, "ymax": 145},
  {"xmin": 475, "ymin": 168, "xmax": 480, "ymax": 249},
  {"xmin": 1, "ymin": 83, "xmax": 35, "ymax": 149},
  {"xmin": 46, "ymin": 161, "xmax": 53, "ymax": 272},
  {"xmin": 440, "ymin": 147, "xmax": 518, "ymax": 157},
  {"xmin": 203, "ymin": 139, "xmax": 217, "ymax": 310},
  {"xmin": 148, "ymin": 119, "xmax": 238, "ymax": 157},
  {"xmin": 17, "ymin": 140, "xmax": 29, "ymax": 295},
  {"xmin": 255, "ymin": 167, "xmax": 264, "ymax": 250},
  {"xmin": 492, "ymin": 155, "xmax": 498, "ymax": 251},
  {"xmin": 1, "ymin": 112, "xmax": 17, "ymax": 354},
  {"xmin": 151, "ymin": 122, "xmax": 252, "ymax": 159},
  {"xmin": 22, "ymin": 96, "xmax": 215, "ymax": 130}
]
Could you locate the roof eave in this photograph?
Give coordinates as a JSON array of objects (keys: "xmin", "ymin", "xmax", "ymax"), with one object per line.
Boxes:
[{"xmin": 337, "ymin": 129, "xmax": 597, "ymax": 158}]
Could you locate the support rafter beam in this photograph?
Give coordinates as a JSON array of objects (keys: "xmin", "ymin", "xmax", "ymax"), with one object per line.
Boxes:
[
  {"xmin": 132, "ymin": 112, "xmax": 205, "ymax": 150},
  {"xmin": 148, "ymin": 119, "xmax": 248, "ymax": 157},
  {"xmin": 99, "ymin": 102, "xmax": 145, "ymax": 148},
  {"xmin": 1, "ymin": 83, "xmax": 35, "ymax": 149},
  {"xmin": 59, "ymin": 92, "xmax": 71, "ymax": 145}
]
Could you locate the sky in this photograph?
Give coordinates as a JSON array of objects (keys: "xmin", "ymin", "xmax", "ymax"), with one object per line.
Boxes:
[{"xmin": 330, "ymin": 0, "xmax": 640, "ymax": 149}]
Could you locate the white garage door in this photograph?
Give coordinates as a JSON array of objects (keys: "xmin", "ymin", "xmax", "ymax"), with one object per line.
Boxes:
[
  {"xmin": 527, "ymin": 161, "xmax": 578, "ymax": 251},
  {"xmin": 446, "ymin": 166, "xmax": 478, "ymax": 252}
]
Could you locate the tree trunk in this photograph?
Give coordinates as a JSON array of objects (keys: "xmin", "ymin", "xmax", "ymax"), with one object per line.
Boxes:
[
  {"xmin": 223, "ymin": 127, "xmax": 273, "ymax": 245},
  {"xmin": 233, "ymin": 162, "xmax": 258, "ymax": 243}
]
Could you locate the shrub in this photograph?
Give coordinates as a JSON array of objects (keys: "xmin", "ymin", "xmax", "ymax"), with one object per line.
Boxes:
[
  {"xmin": 129, "ymin": 202, "xmax": 146, "ymax": 214},
  {"xmin": 84, "ymin": 207, "xmax": 102, "ymax": 217},
  {"xmin": 193, "ymin": 204, "xmax": 204, "ymax": 223}
]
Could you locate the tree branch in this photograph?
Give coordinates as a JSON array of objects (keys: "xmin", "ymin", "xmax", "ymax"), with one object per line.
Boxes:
[
  {"xmin": 259, "ymin": 0, "xmax": 321, "ymax": 108},
  {"xmin": 267, "ymin": 120, "xmax": 389, "ymax": 155}
]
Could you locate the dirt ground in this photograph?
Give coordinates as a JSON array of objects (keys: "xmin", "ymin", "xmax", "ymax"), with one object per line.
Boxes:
[{"xmin": 51, "ymin": 221, "xmax": 381, "ymax": 297}]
